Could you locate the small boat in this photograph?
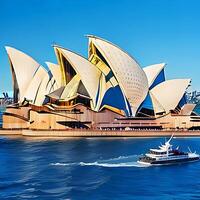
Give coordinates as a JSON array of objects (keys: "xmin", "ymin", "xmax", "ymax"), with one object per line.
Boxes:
[{"xmin": 138, "ymin": 135, "xmax": 199, "ymax": 166}]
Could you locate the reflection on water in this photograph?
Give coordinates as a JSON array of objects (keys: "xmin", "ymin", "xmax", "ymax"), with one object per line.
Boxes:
[{"xmin": 0, "ymin": 137, "xmax": 200, "ymax": 199}]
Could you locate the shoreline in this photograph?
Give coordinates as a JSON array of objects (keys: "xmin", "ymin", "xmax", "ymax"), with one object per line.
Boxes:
[{"xmin": 1, "ymin": 129, "xmax": 200, "ymax": 138}]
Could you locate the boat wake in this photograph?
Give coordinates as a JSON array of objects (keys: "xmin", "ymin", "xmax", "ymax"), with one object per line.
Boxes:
[
  {"xmin": 50, "ymin": 155, "xmax": 149, "ymax": 168},
  {"xmin": 79, "ymin": 161, "xmax": 145, "ymax": 168},
  {"xmin": 50, "ymin": 162, "xmax": 77, "ymax": 166}
]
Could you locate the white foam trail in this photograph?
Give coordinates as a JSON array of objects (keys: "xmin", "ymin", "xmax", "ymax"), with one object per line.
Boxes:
[
  {"xmin": 50, "ymin": 162, "xmax": 77, "ymax": 166},
  {"xmin": 79, "ymin": 161, "xmax": 147, "ymax": 168},
  {"xmin": 105, "ymin": 155, "xmax": 138, "ymax": 161},
  {"xmin": 50, "ymin": 155, "xmax": 149, "ymax": 168}
]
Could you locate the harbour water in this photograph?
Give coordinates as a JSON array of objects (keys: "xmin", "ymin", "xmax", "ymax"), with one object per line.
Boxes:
[
  {"xmin": 0, "ymin": 136, "xmax": 200, "ymax": 199},
  {"xmin": 0, "ymin": 107, "xmax": 5, "ymax": 128}
]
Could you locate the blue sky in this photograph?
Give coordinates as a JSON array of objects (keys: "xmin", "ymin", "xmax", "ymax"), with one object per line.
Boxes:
[{"xmin": 1, "ymin": 0, "xmax": 200, "ymax": 96}]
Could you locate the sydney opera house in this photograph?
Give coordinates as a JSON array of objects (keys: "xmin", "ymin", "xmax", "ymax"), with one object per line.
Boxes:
[{"xmin": 2, "ymin": 35, "xmax": 200, "ymax": 130}]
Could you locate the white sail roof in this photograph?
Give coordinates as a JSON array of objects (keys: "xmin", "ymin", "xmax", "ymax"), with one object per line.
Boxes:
[
  {"xmin": 60, "ymin": 75, "xmax": 80, "ymax": 100},
  {"xmin": 143, "ymin": 63, "xmax": 166, "ymax": 88},
  {"xmin": 149, "ymin": 92, "xmax": 165, "ymax": 114},
  {"xmin": 23, "ymin": 66, "xmax": 47, "ymax": 104},
  {"xmin": 46, "ymin": 62, "xmax": 62, "ymax": 88},
  {"xmin": 150, "ymin": 79, "xmax": 191, "ymax": 114},
  {"xmin": 47, "ymin": 75, "xmax": 81, "ymax": 101},
  {"xmin": 54, "ymin": 46, "xmax": 103, "ymax": 110},
  {"xmin": 87, "ymin": 35, "xmax": 148, "ymax": 115},
  {"xmin": 23, "ymin": 65, "xmax": 57, "ymax": 106},
  {"xmin": 34, "ymin": 72, "xmax": 55, "ymax": 105},
  {"xmin": 5, "ymin": 46, "xmax": 40, "ymax": 102}
]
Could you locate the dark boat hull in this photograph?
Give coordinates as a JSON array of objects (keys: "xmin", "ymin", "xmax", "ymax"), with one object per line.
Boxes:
[
  {"xmin": 139, "ymin": 156, "xmax": 199, "ymax": 165},
  {"xmin": 151, "ymin": 156, "xmax": 199, "ymax": 165}
]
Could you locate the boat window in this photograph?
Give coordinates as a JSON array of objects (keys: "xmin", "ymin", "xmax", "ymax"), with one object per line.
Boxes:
[{"xmin": 149, "ymin": 150, "xmax": 166, "ymax": 155}]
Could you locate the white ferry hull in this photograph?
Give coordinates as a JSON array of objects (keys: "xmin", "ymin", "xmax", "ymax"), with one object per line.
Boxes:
[{"xmin": 137, "ymin": 135, "xmax": 200, "ymax": 166}]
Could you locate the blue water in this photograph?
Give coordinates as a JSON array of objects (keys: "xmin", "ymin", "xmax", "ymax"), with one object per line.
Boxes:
[
  {"xmin": 0, "ymin": 107, "xmax": 5, "ymax": 127},
  {"xmin": 0, "ymin": 137, "xmax": 200, "ymax": 199}
]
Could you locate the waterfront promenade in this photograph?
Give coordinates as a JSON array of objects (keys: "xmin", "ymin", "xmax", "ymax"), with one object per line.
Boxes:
[{"xmin": 1, "ymin": 129, "xmax": 200, "ymax": 138}]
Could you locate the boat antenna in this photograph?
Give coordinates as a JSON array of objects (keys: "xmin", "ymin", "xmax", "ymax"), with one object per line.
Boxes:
[
  {"xmin": 188, "ymin": 147, "xmax": 192, "ymax": 153},
  {"xmin": 166, "ymin": 134, "xmax": 174, "ymax": 144}
]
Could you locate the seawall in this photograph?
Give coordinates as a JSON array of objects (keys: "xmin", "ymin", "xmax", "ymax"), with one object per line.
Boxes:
[{"xmin": 1, "ymin": 129, "xmax": 200, "ymax": 138}]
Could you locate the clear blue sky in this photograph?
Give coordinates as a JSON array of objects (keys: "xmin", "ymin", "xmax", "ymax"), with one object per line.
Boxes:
[{"xmin": 1, "ymin": 0, "xmax": 200, "ymax": 96}]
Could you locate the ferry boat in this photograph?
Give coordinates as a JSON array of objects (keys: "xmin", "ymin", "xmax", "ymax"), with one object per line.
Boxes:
[{"xmin": 138, "ymin": 135, "xmax": 200, "ymax": 165}]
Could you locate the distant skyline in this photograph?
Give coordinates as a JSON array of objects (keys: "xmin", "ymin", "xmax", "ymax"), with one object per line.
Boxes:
[{"xmin": 1, "ymin": 0, "xmax": 200, "ymax": 96}]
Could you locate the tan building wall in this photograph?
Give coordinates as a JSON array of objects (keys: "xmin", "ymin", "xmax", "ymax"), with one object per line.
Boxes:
[
  {"xmin": 29, "ymin": 111, "xmax": 74, "ymax": 129},
  {"xmin": 3, "ymin": 106, "xmax": 30, "ymax": 129},
  {"xmin": 157, "ymin": 114, "xmax": 200, "ymax": 129},
  {"xmin": 3, "ymin": 115, "xmax": 28, "ymax": 129},
  {"xmin": 2, "ymin": 105, "xmax": 200, "ymax": 130},
  {"xmin": 29, "ymin": 105, "xmax": 122, "ymax": 129}
]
